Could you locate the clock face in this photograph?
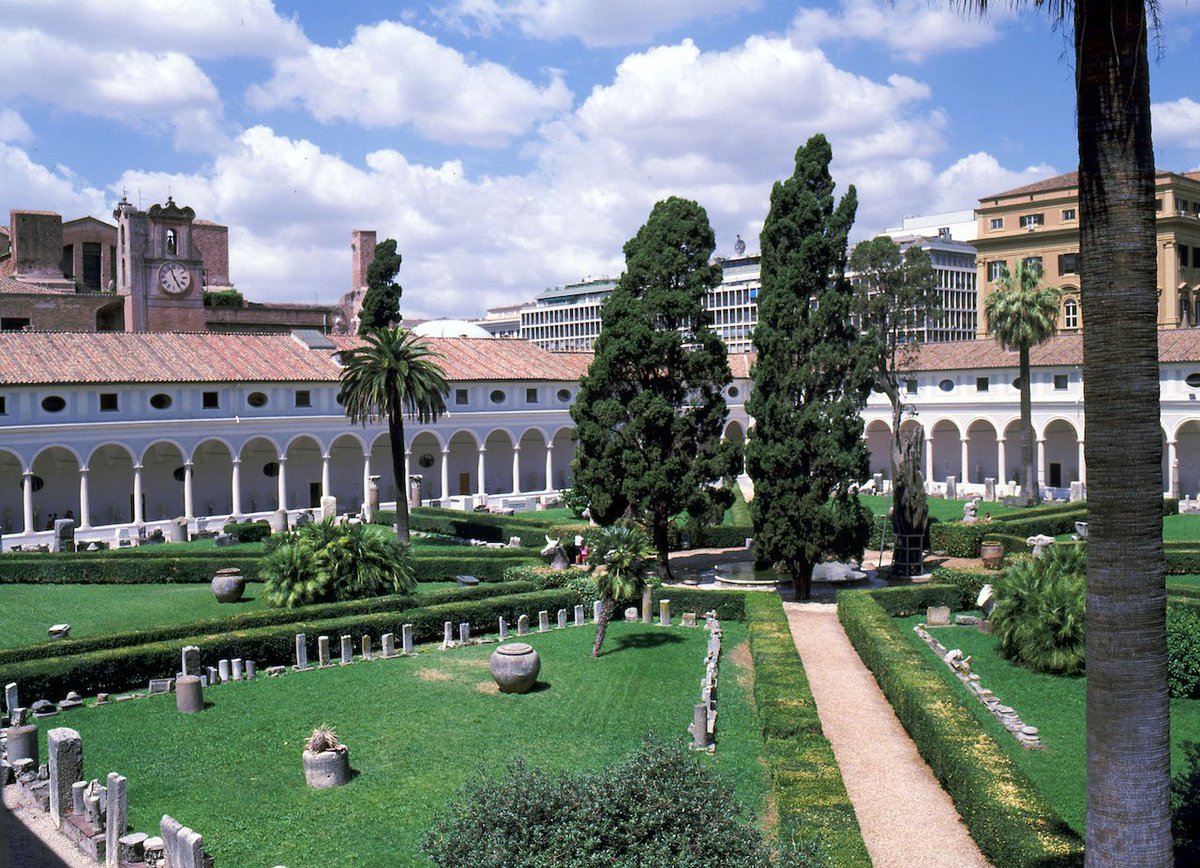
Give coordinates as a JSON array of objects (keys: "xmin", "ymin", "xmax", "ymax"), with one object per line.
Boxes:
[{"xmin": 158, "ymin": 262, "xmax": 192, "ymax": 295}]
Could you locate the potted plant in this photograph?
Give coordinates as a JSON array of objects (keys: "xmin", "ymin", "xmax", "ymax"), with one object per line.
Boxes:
[{"xmin": 302, "ymin": 726, "xmax": 350, "ymax": 788}]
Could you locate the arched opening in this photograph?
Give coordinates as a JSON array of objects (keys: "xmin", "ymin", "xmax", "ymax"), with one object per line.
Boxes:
[
  {"xmin": 1041, "ymin": 419, "xmax": 1081, "ymax": 491},
  {"xmin": 929, "ymin": 420, "xmax": 962, "ymax": 484},
  {"xmin": 550, "ymin": 427, "xmax": 574, "ymax": 491},
  {"xmin": 864, "ymin": 420, "xmax": 891, "ymax": 479},
  {"xmin": 1164, "ymin": 429, "xmax": 1172, "ymax": 496},
  {"xmin": 284, "ymin": 436, "xmax": 324, "ymax": 510},
  {"xmin": 1001, "ymin": 420, "xmax": 1023, "ymax": 486},
  {"xmin": 328, "ymin": 434, "xmax": 366, "ymax": 514},
  {"xmin": 518, "ymin": 429, "xmax": 548, "ymax": 492},
  {"xmin": 141, "ymin": 441, "xmax": 186, "ymax": 521},
  {"xmin": 0, "ymin": 450, "xmax": 24, "ymax": 534},
  {"xmin": 1176, "ymin": 421, "xmax": 1200, "ymax": 498},
  {"xmin": 369, "ymin": 432, "xmax": 398, "ymax": 509},
  {"xmin": 410, "ymin": 432, "xmax": 444, "ymax": 502},
  {"xmin": 484, "ymin": 430, "xmax": 515, "ymax": 495},
  {"xmin": 966, "ymin": 420, "xmax": 999, "ymax": 485},
  {"xmin": 239, "ymin": 437, "xmax": 281, "ymax": 514},
  {"xmin": 88, "ymin": 444, "xmax": 136, "ymax": 526},
  {"xmin": 191, "ymin": 440, "xmax": 233, "ymax": 517},
  {"xmin": 31, "ymin": 447, "xmax": 81, "ymax": 531},
  {"xmin": 446, "ymin": 431, "xmax": 480, "ymax": 497}
]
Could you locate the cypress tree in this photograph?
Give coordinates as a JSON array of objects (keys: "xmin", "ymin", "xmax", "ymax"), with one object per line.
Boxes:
[
  {"xmin": 744, "ymin": 135, "xmax": 874, "ymax": 599},
  {"xmin": 571, "ymin": 196, "xmax": 743, "ymax": 576},
  {"xmin": 358, "ymin": 238, "xmax": 403, "ymax": 333}
]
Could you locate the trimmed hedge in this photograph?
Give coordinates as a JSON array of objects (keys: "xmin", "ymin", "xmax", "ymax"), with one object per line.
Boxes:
[
  {"xmin": 992, "ymin": 501, "xmax": 1087, "ymax": 523},
  {"xmin": 0, "ymin": 582, "xmax": 538, "ymax": 667},
  {"xmin": 1165, "ymin": 497, "xmax": 1181, "ymax": 516},
  {"xmin": 651, "ymin": 587, "xmax": 744, "ymax": 622},
  {"xmin": 1166, "ymin": 548, "xmax": 1200, "ymax": 575},
  {"xmin": 838, "ymin": 590, "xmax": 1084, "ymax": 866},
  {"xmin": 690, "ymin": 525, "xmax": 754, "ymax": 549},
  {"xmin": 222, "ymin": 520, "xmax": 272, "ymax": 542},
  {"xmin": 2, "ymin": 588, "xmax": 586, "ymax": 703},
  {"xmin": 411, "ymin": 555, "xmax": 540, "ymax": 583},
  {"xmin": 929, "ymin": 522, "xmax": 987, "ymax": 558},
  {"xmin": 385, "ymin": 508, "xmax": 558, "ymax": 547},
  {"xmin": 993, "ymin": 509, "xmax": 1087, "ymax": 539},
  {"xmin": 861, "ymin": 583, "xmax": 962, "ymax": 617},
  {"xmin": 929, "ymin": 568, "xmax": 991, "ymax": 610},
  {"xmin": 743, "ymin": 594, "xmax": 870, "ymax": 866}
]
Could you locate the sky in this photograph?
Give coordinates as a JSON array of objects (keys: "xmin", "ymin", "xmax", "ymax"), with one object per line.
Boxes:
[{"xmin": 2, "ymin": 0, "xmax": 1198, "ymax": 320}]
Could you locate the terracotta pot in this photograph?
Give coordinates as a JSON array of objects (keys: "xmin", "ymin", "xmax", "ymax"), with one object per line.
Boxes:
[
  {"xmin": 490, "ymin": 642, "xmax": 541, "ymax": 694},
  {"xmin": 980, "ymin": 542, "xmax": 1004, "ymax": 569},
  {"xmin": 211, "ymin": 567, "xmax": 246, "ymax": 603},
  {"xmin": 303, "ymin": 748, "xmax": 350, "ymax": 788}
]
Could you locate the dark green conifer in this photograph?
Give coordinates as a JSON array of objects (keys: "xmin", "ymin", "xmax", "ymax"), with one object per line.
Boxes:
[{"xmin": 358, "ymin": 239, "xmax": 403, "ymax": 333}]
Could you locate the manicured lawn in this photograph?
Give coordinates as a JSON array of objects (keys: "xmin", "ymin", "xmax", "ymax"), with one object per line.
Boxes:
[
  {"xmin": 897, "ymin": 613, "xmax": 1200, "ymax": 835},
  {"xmin": 63, "ymin": 620, "xmax": 766, "ymax": 867},
  {"xmin": 858, "ymin": 494, "xmax": 1023, "ymax": 522},
  {"xmin": 0, "ymin": 581, "xmax": 462, "ymax": 649},
  {"xmin": 1164, "ymin": 513, "xmax": 1200, "ymax": 541},
  {"xmin": 723, "ymin": 486, "xmax": 753, "ymax": 526}
]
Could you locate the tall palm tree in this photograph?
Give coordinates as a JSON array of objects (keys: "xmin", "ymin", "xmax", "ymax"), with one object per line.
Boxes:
[
  {"xmin": 337, "ymin": 328, "xmax": 449, "ymax": 543},
  {"xmin": 961, "ymin": 0, "xmax": 1168, "ymax": 860},
  {"xmin": 984, "ymin": 262, "xmax": 1060, "ymax": 505},
  {"xmin": 590, "ymin": 524, "xmax": 656, "ymax": 657}
]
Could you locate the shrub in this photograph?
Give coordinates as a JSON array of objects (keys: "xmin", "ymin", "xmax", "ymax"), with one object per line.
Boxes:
[
  {"xmin": 262, "ymin": 520, "xmax": 414, "ymax": 607},
  {"xmin": 411, "ymin": 555, "xmax": 538, "ymax": 583},
  {"xmin": 1173, "ymin": 741, "xmax": 1200, "ymax": 864},
  {"xmin": 1166, "ymin": 548, "xmax": 1200, "ymax": 575},
  {"xmin": 0, "ymin": 555, "xmax": 262, "ymax": 585},
  {"xmin": 422, "ymin": 737, "xmax": 808, "ymax": 868},
  {"xmin": 1168, "ymin": 603, "xmax": 1200, "ymax": 699},
  {"xmin": 222, "ymin": 520, "xmax": 272, "ymax": 543},
  {"xmin": 929, "ymin": 568, "xmax": 991, "ymax": 610},
  {"xmin": 561, "ymin": 486, "xmax": 589, "ymax": 518},
  {"xmin": 500, "ymin": 564, "xmax": 591, "ymax": 590},
  {"xmin": 838, "ymin": 590, "xmax": 1084, "ymax": 866},
  {"xmin": 863, "ymin": 584, "xmax": 961, "ymax": 617},
  {"xmin": 744, "ymin": 594, "xmax": 870, "ymax": 866},
  {"xmin": 989, "ymin": 545, "xmax": 1087, "ymax": 675},
  {"xmin": 991, "ymin": 508, "xmax": 1088, "ymax": 539},
  {"xmin": 1165, "ymin": 497, "xmax": 1181, "ymax": 516},
  {"xmin": 928, "ymin": 522, "xmax": 986, "ymax": 558}
]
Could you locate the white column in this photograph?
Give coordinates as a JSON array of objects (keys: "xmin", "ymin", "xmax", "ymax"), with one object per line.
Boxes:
[
  {"xmin": 21, "ymin": 470, "xmax": 33, "ymax": 534},
  {"xmin": 276, "ymin": 456, "xmax": 288, "ymax": 511},
  {"xmin": 231, "ymin": 458, "xmax": 242, "ymax": 517},
  {"xmin": 1035, "ymin": 439, "xmax": 1045, "ymax": 493},
  {"xmin": 511, "ymin": 446, "xmax": 522, "ymax": 494},
  {"xmin": 132, "ymin": 464, "xmax": 144, "ymax": 525},
  {"xmin": 321, "ymin": 453, "xmax": 331, "ymax": 499},
  {"xmin": 544, "ymin": 444, "xmax": 554, "ymax": 492},
  {"xmin": 960, "ymin": 437, "xmax": 970, "ymax": 484},
  {"xmin": 404, "ymin": 451, "xmax": 412, "ymax": 492},
  {"xmin": 361, "ymin": 453, "xmax": 372, "ymax": 513},
  {"xmin": 78, "ymin": 468, "xmax": 91, "ymax": 529},
  {"xmin": 1078, "ymin": 439, "xmax": 1088, "ymax": 486},
  {"xmin": 183, "ymin": 461, "xmax": 195, "ymax": 519},
  {"xmin": 440, "ymin": 448, "xmax": 450, "ymax": 500},
  {"xmin": 1168, "ymin": 440, "xmax": 1178, "ymax": 496},
  {"xmin": 923, "ymin": 436, "xmax": 933, "ymax": 484},
  {"xmin": 476, "ymin": 447, "xmax": 486, "ymax": 497},
  {"xmin": 997, "ymin": 437, "xmax": 1008, "ymax": 484}
]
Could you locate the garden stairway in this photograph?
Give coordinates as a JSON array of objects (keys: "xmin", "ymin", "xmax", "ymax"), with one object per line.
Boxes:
[{"xmin": 782, "ymin": 600, "xmax": 990, "ymax": 868}]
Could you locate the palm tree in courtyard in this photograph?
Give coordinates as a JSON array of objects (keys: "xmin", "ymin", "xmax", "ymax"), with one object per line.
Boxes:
[
  {"xmin": 984, "ymin": 261, "xmax": 1060, "ymax": 506},
  {"xmin": 338, "ymin": 328, "xmax": 449, "ymax": 543},
  {"xmin": 590, "ymin": 524, "xmax": 656, "ymax": 657},
  {"xmin": 961, "ymin": 0, "xmax": 1169, "ymax": 860}
]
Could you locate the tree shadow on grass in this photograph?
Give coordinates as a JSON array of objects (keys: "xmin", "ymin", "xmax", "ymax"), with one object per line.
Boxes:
[{"xmin": 597, "ymin": 631, "xmax": 687, "ymax": 658}]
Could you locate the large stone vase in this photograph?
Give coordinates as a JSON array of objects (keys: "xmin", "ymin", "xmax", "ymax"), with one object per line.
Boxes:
[
  {"xmin": 489, "ymin": 642, "xmax": 541, "ymax": 694},
  {"xmin": 303, "ymin": 748, "xmax": 350, "ymax": 789},
  {"xmin": 211, "ymin": 567, "xmax": 246, "ymax": 603}
]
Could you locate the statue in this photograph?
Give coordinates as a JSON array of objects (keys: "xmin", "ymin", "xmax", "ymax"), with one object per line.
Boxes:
[
  {"xmin": 891, "ymin": 426, "xmax": 929, "ymax": 577},
  {"xmin": 540, "ymin": 535, "xmax": 570, "ymax": 571},
  {"xmin": 962, "ymin": 497, "xmax": 980, "ymax": 524}
]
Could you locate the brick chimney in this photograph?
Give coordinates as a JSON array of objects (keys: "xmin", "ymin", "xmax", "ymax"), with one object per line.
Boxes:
[{"xmin": 351, "ymin": 229, "xmax": 376, "ymax": 290}]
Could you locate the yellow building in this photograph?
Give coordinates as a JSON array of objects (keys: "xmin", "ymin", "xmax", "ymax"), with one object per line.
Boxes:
[{"xmin": 974, "ymin": 170, "xmax": 1200, "ymax": 336}]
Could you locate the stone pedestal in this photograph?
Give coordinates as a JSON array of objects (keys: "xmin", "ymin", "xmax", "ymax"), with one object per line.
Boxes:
[
  {"xmin": 176, "ymin": 676, "xmax": 203, "ymax": 713},
  {"xmin": 303, "ymin": 748, "xmax": 350, "ymax": 789},
  {"xmin": 945, "ymin": 476, "xmax": 957, "ymax": 500},
  {"xmin": 5, "ymin": 724, "xmax": 37, "ymax": 764},
  {"xmin": 984, "ymin": 477, "xmax": 996, "ymax": 501}
]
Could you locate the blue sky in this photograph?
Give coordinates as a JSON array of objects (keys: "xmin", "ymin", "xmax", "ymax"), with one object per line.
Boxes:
[{"xmin": 1, "ymin": 0, "xmax": 1197, "ymax": 319}]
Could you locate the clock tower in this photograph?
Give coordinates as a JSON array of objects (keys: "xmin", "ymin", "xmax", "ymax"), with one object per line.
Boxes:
[{"xmin": 114, "ymin": 196, "xmax": 206, "ymax": 333}]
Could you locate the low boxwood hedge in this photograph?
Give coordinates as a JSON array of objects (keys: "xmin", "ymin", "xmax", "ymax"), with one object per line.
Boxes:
[
  {"xmin": 860, "ymin": 583, "xmax": 963, "ymax": 617},
  {"xmin": 929, "ymin": 522, "xmax": 987, "ymax": 557},
  {"xmin": 411, "ymin": 554, "xmax": 540, "ymax": 583},
  {"xmin": 380, "ymin": 507, "xmax": 558, "ymax": 547},
  {"xmin": 992, "ymin": 501, "xmax": 1087, "ymax": 523},
  {"xmin": 993, "ymin": 509, "xmax": 1088, "ymax": 539},
  {"xmin": 1166, "ymin": 548, "xmax": 1200, "ymax": 575},
  {"xmin": 743, "ymin": 594, "xmax": 870, "ymax": 866},
  {"xmin": 3, "ymin": 588, "xmax": 587, "ymax": 703},
  {"xmin": 838, "ymin": 590, "xmax": 1084, "ymax": 867},
  {"xmin": 928, "ymin": 568, "xmax": 992, "ymax": 610},
  {"xmin": 221, "ymin": 520, "xmax": 272, "ymax": 542}
]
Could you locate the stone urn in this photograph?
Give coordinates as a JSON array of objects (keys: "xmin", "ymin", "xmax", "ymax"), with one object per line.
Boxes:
[
  {"xmin": 211, "ymin": 567, "xmax": 246, "ymax": 603},
  {"xmin": 980, "ymin": 541, "xmax": 1005, "ymax": 570},
  {"xmin": 489, "ymin": 642, "xmax": 541, "ymax": 694},
  {"xmin": 303, "ymin": 747, "xmax": 350, "ymax": 789}
]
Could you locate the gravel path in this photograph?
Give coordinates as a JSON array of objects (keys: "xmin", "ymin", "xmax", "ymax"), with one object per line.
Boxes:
[
  {"xmin": 3, "ymin": 785, "xmax": 92, "ymax": 868},
  {"xmin": 783, "ymin": 600, "xmax": 990, "ymax": 868}
]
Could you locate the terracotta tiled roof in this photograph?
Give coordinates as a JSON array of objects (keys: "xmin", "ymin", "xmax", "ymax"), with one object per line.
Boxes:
[
  {"xmin": 728, "ymin": 353, "xmax": 755, "ymax": 379},
  {"xmin": 907, "ymin": 330, "xmax": 1200, "ymax": 371},
  {"xmin": 330, "ymin": 335, "xmax": 591, "ymax": 382},
  {"xmin": 0, "ymin": 276, "xmax": 63, "ymax": 295},
  {"xmin": 984, "ymin": 169, "xmax": 1179, "ymax": 200}
]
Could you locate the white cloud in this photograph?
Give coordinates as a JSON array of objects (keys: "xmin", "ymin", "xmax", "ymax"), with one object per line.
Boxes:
[
  {"xmin": 0, "ymin": 0, "xmax": 306, "ymax": 58},
  {"xmin": 1153, "ymin": 98, "xmax": 1200, "ymax": 149},
  {"xmin": 0, "ymin": 144, "xmax": 108, "ymax": 217},
  {"xmin": 440, "ymin": 0, "xmax": 761, "ymax": 46},
  {"xmin": 927, "ymin": 152, "xmax": 1058, "ymax": 211},
  {"xmin": 248, "ymin": 20, "xmax": 572, "ymax": 146},
  {"xmin": 0, "ymin": 109, "xmax": 33, "ymax": 144},
  {"xmin": 791, "ymin": 0, "xmax": 1003, "ymax": 62},
  {"xmin": 5, "ymin": 29, "xmax": 225, "ymax": 150}
]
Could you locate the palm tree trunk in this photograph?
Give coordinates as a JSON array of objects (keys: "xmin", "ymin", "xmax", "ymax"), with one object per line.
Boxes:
[
  {"xmin": 388, "ymin": 412, "xmax": 410, "ymax": 543},
  {"xmin": 652, "ymin": 510, "xmax": 673, "ymax": 580},
  {"xmin": 791, "ymin": 557, "xmax": 813, "ymax": 601},
  {"xmin": 592, "ymin": 597, "xmax": 616, "ymax": 657},
  {"xmin": 1077, "ymin": 0, "xmax": 1171, "ymax": 861},
  {"xmin": 1019, "ymin": 344, "xmax": 1038, "ymax": 505}
]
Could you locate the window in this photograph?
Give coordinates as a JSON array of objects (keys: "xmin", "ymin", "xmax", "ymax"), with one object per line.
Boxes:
[
  {"xmin": 1061, "ymin": 208, "xmax": 1077, "ymax": 221},
  {"xmin": 1156, "ymin": 198, "xmax": 1163, "ymax": 211},
  {"xmin": 1, "ymin": 318, "xmax": 30, "ymax": 332},
  {"xmin": 455, "ymin": 388, "xmax": 468, "ymax": 406},
  {"xmin": 1187, "ymin": 373, "xmax": 1200, "ymax": 388},
  {"xmin": 202, "ymin": 391, "xmax": 219, "ymax": 409},
  {"xmin": 1194, "ymin": 248, "xmax": 1200, "ymax": 269},
  {"xmin": 1180, "ymin": 199, "xmax": 1191, "ymax": 215},
  {"xmin": 728, "ymin": 386, "xmax": 740, "ymax": 398},
  {"xmin": 557, "ymin": 388, "xmax": 571, "ymax": 402},
  {"xmin": 294, "ymin": 390, "xmax": 311, "ymax": 408},
  {"xmin": 1018, "ymin": 213, "xmax": 1044, "ymax": 228},
  {"xmin": 1064, "ymin": 298, "xmax": 1079, "ymax": 329},
  {"xmin": 41, "ymin": 395, "xmax": 65, "ymax": 413},
  {"xmin": 938, "ymin": 379, "xmax": 955, "ymax": 392},
  {"xmin": 247, "ymin": 392, "xmax": 268, "ymax": 408},
  {"xmin": 1058, "ymin": 252, "xmax": 1079, "ymax": 275},
  {"xmin": 99, "ymin": 393, "xmax": 118, "ymax": 412},
  {"xmin": 1054, "ymin": 374, "xmax": 1069, "ymax": 390},
  {"xmin": 989, "ymin": 217, "xmax": 1003, "ymax": 230},
  {"xmin": 1022, "ymin": 256, "xmax": 1043, "ymax": 275},
  {"xmin": 262, "ymin": 462, "xmax": 280, "ymax": 478},
  {"xmin": 1012, "ymin": 376, "xmax": 1024, "ymax": 390},
  {"xmin": 490, "ymin": 389, "xmax": 505, "ymax": 404},
  {"xmin": 976, "ymin": 376, "xmax": 989, "ymax": 392},
  {"xmin": 526, "ymin": 388, "xmax": 539, "ymax": 404},
  {"xmin": 1182, "ymin": 245, "xmax": 1192, "ymax": 269},
  {"xmin": 0, "ymin": 396, "xmax": 6, "ymax": 414},
  {"xmin": 987, "ymin": 261, "xmax": 1007, "ymax": 281},
  {"xmin": 165, "ymin": 229, "xmax": 177, "ymax": 255},
  {"xmin": 150, "ymin": 393, "xmax": 172, "ymax": 410},
  {"xmin": 172, "ymin": 466, "xmax": 186, "ymax": 482},
  {"xmin": 905, "ymin": 379, "xmax": 918, "ymax": 394}
]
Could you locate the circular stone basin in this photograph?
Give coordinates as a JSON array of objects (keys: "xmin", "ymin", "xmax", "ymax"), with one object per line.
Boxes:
[
  {"xmin": 303, "ymin": 748, "xmax": 350, "ymax": 789},
  {"xmin": 490, "ymin": 642, "xmax": 541, "ymax": 694},
  {"xmin": 211, "ymin": 567, "xmax": 246, "ymax": 603}
]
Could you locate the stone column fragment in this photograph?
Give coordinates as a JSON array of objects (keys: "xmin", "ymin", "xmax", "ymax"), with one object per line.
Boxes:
[
  {"xmin": 295, "ymin": 633, "xmax": 310, "ymax": 670},
  {"xmin": 517, "ymin": 614, "xmax": 529, "ymax": 636},
  {"xmin": 217, "ymin": 659, "xmax": 231, "ymax": 683},
  {"xmin": 317, "ymin": 636, "xmax": 330, "ymax": 667},
  {"xmin": 245, "ymin": 660, "xmax": 256, "ymax": 679},
  {"xmin": 106, "ymin": 772, "xmax": 128, "ymax": 868},
  {"xmin": 362, "ymin": 635, "xmax": 373, "ymax": 660},
  {"xmin": 180, "ymin": 646, "xmax": 200, "ymax": 678},
  {"xmin": 231, "ymin": 658, "xmax": 244, "ymax": 681},
  {"xmin": 538, "ymin": 610, "xmax": 549, "ymax": 633},
  {"xmin": 593, "ymin": 600, "xmax": 603, "ymax": 623},
  {"xmin": 443, "ymin": 621, "xmax": 454, "ymax": 647},
  {"xmin": 4, "ymin": 682, "xmax": 17, "ymax": 718},
  {"xmin": 459, "ymin": 623, "xmax": 470, "ymax": 644},
  {"xmin": 176, "ymin": 676, "xmax": 203, "ymax": 714},
  {"xmin": 499, "ymin": 617, "xmax": 509, "ymax": 639},
  {"xmin": 557, "ymin": 609, "xmax": 567, "ymax": 629},
  {"xmin": 402, "ymin": 624, "xmax": 414, "ymax": 654},
  {"xmin": 574, "ymin": 605, "xmax": 584, "ymax": 627},
  {"xmin": 381, "ymin": 633, "xmax": 396, "ymax": 658},
  {"xmin": 339, "ymin": 636, "xmax": 353, "ymax": 665},
  {"xmin": 47, "ymin": 727, "xmax": 83, "ymax": 827},
  {"xmin": 659, "ymin": 599, "xmax": 671, "ymax": 627}
]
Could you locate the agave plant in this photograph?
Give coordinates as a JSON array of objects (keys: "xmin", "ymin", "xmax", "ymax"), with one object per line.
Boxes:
[
  {"xmin": 990, "ymin": 544, "xmax": 1086, "ymax": 675},
  {"xmin": 305, "ymin": 725, "xmax": 342, "ymax": 754},
  {"xmin": 589, "ymin": 523, "xmax": 657, "ymax": 657}
]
